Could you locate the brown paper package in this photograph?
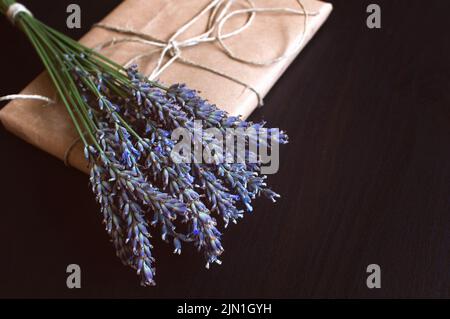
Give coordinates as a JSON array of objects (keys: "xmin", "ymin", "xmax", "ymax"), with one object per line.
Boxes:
[{"xmin": 0, "ymin": 0, "xmax": 332, "ymax": 173}]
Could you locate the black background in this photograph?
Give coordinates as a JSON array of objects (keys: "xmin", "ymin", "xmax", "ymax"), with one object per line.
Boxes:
[{"xmin": 0, "ymin": 0, "xmax": 449, "ymax": 298}]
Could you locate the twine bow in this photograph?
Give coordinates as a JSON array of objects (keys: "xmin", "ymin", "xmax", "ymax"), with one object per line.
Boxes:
[
  {"xmin": 0, "ymin": 0, "xmax": 318, "ymax": 107},
  {"xmin": 93, "ymin": 0, "xmax": 318, "ymax": 106}
]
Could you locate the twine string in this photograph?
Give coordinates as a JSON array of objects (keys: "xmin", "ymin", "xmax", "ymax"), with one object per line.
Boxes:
[
  {"xmin": 0, "ymin": 94, "xmax": 54, "ymax": 105},
  {"xmin": 93, "ymin": 0, "xmax": 317, "ymax": 102},
  {"xmin": 6, "ymin": 2, "xmax": 32, "ymax": 24},
  {"xmin": 216, "ymin": 5, "xmax": 310, "ymax": 66},
  {"xmin": 63, "ymin": 135, "xmax": 83, "ymax": 167}
]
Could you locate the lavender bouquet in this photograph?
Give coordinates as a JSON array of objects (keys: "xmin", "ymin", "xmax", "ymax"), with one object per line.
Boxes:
[{"xmin": 1, "ymin": 0, "xmax": 288, "ymax": 286}]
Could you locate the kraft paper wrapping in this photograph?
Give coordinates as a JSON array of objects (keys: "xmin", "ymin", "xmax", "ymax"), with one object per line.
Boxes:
[{"xmin": 0, "ymin": 0, "xmax": 332, "ymax": 173}]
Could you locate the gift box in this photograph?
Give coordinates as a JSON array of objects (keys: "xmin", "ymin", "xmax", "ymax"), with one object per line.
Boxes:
[{"xmin": 0, "ymin": 0, "xmax": 332, "ymax": 172}]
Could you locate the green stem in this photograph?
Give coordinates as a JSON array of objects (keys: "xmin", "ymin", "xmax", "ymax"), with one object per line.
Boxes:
[
  {"xmin": 21, "ymin": 16, "xmax": 89, "ymax": 147},
  {"xmin": 26, "ymin": 18, "xmax": 101, "ymax": 150}
]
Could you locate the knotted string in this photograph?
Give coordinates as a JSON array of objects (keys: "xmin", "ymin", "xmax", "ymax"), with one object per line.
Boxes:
[
  {"xmin": 6, "ymin": 2, "xmax": 32, "ymax": 24},
  {"xmin": 93, "ymin": 0, "xmax": 317, "ymax": 105},
  {"xmin": 1, "ymin": 0, "xmax": 318, "ymax": 167}
]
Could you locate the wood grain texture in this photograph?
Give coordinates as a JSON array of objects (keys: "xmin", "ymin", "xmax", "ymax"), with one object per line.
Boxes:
[{"xmin": 0, "ymin": 0, "xmax": 449, "ymax": 298}]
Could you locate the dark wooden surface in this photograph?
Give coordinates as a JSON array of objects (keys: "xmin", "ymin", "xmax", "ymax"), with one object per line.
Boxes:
[{"xmin": 0, "ymin": 0, "xmax": 449, "ymax": 298}]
